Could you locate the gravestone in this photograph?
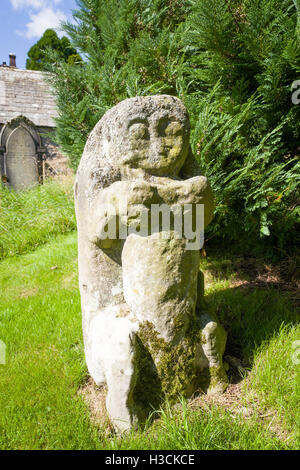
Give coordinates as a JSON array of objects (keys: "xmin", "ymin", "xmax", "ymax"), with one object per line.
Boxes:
[
  {"xmin": 5, "ymin": 125, "xmax": 38, "ymax": 190},
  {"xmin": 75, "ymin": 95, "xmax": 228, "ymax": 431}
]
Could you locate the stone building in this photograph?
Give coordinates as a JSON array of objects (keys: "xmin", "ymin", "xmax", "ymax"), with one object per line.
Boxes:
[{"xmin": 0, "ymin": 54, "xmax": 70, "ymax": 190}]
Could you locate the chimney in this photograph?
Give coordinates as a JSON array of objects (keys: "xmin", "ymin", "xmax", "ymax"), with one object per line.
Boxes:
[{"xmin": 9, "ymin": 53, "xmax": 16, "ymax": 68}]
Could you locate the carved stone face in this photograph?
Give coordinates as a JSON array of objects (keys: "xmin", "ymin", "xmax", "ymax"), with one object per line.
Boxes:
[
  {"xmin": 123, "ymin": 109, "xmax": 189, "ymax": 175},
  {"xmin": 97, "ymin": 95, "xmax": 190, "ymax": 177}
]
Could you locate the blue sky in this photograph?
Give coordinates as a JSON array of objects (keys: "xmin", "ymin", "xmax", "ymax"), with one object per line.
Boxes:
[{"xmin": 0, "ymin": 0, "xmax": 77, "ymax": 69}]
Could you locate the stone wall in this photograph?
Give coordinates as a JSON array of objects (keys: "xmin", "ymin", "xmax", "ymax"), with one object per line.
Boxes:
[{"xmin": 37, "ymin": 127, "xmax": 72, "ymax": 177}]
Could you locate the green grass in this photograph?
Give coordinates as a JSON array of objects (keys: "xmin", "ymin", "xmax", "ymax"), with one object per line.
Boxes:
[
  {"xmin": 245, "ymin": 324, "xmax": 300, "ymax": 444},
  {"xmin": 0, "ymin": 232, "xmax": 299, "ymax": 449},
  {"xmin": 0, "ymin": 233, "xmax": 95, "ymax": 450},
  {"xmin": 107, "ymin": 401, "xmax": 289, "ymax": 450},
  {"xmin": 0, "ymin": 179, "xmax": 76, "ymax": 261}
]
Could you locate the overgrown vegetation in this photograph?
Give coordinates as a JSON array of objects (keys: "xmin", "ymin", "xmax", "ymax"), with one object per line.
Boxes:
[
  {"xmin": 0, "ymin": 179, "xmax": 75, "ymax": 261},
  {"xmin": 47, "ymin": 0, "xmax": 300, "ymax": 255}
]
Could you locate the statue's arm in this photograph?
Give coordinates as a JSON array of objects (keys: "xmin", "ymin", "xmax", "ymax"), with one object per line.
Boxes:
[
  {"xmin": 155, "ymin": 175, "xmax": 215, "ymax": 228},
  {"xmin": 87, "ymin": 180, "xmax": 158, "ymax": 245}
]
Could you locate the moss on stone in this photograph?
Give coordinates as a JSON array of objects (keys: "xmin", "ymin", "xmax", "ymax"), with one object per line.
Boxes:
[
  {"xmin": 196, "ymin": 364, "xmax": 228, "ymax": 394},
  {"xmin": 137, "ymin": 318, "xmax": 202, "ymax": 402},
  {"xmin": 135, "ymin": 314, "xmax": 228, "ymax": 406}
]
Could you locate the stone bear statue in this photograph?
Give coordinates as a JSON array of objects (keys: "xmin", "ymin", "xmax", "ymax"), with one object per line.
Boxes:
[{"xmin": 75, "ymin": 95, "xmax": 228, "ymax": 431}]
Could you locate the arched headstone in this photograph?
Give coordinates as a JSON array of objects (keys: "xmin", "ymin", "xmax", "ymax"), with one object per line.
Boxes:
[{"xmin": 5, "ymin": 125, "xmax": 39, "ymax": 190}]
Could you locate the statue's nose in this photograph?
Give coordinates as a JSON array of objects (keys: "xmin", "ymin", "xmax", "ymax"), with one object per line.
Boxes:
[{"xmin": 150, "ymin": 137, "xmax": 165, "ymax": 157}]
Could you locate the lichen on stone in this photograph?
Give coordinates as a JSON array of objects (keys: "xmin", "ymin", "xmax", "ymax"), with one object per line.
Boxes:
[{"xmin": 76, "ymin": 94, "xmax": 227, "ymax": 432}]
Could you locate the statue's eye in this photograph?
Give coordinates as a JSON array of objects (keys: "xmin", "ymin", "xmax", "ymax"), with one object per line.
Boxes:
[
  {"xmin": 157, "ymin": 119, "xmax": 183, "ymax": 137},
  {"xmin": 165, "ymin": 122, "xmax": 183, "ymax": 137},
  {"xmin": 129, "ymin": 123, "xmax": 149, "ymax": 140}
]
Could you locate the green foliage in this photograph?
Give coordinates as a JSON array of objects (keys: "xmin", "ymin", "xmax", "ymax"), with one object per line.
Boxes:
[
  {"xmin": 0, "ymin": 179, "xmax": 76, "ymax": 260},
  {"xmin": 49, "ymin": 0, "xmax": 300, "ymax": 255},
  {"xmin": 26, "ymin": 29, "xmax": 81, "ymax": 71},
  {"xmin": 47, "ymin": 0, "xmax": 190, "ymax": 167},
  {"xmin": 186, "ymin": 0, "xmax": 300, "ymax": 254}
]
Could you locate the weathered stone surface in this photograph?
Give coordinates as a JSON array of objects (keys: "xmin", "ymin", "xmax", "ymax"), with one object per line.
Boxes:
[
  {"xmin": 122, "ymin": 232, "xmax": 200, "ymax": 342},
  {"xmin": 75, "ymin": 95, "xmax": 228, "ymax": 431},
  {"xmin": 0, "ymin": 68, "xmax": 57, "ymax": 128},
  {"xmin": 5, "ymin": 125, "xmax": 38, "ymax": 190}
]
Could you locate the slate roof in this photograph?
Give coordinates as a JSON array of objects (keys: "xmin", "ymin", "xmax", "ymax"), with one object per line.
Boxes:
[{"xmin": 0, "ymin": 68, "xmax": 57, "ymax": 128}]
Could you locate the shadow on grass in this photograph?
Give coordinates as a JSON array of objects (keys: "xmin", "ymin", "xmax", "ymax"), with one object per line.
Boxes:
[
  {"xmin": 205, "ymin": 283, "xmax": 299, "ymax": 370},
  {"xmin": 203, "ymin": 253, "xmax": 299, "ymax": 302}
]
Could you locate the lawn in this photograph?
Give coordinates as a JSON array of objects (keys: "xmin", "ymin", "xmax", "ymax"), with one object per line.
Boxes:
[
  {"xmin": 0, "ymin": 229, "xmax": 298, "ymax": 449},
  {"xmin": 0, "ymin": 180, "xmax": 299, "ymax": 450},
  {"xmin": 0, "ymin": 177, "xmax": 75, "ymax": 261}
]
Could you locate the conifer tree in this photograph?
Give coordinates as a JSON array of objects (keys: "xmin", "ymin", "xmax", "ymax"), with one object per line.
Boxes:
[
  {"xmin": 50, "ymin": 0, "xmax": 299, "ymax": 254},
  {"xmin": 186, "ymin": 0, "xmax": 300, "ymax": 252},
  {"xmin": 48, "ymin": 0, "xmax": 190, "ymax": 167}
]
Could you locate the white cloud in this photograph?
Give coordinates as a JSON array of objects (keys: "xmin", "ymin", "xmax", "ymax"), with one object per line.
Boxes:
[
  {"xmin": 11, "ymin": 0, "xmax": 42, "ymax": 9},
  {"xmin": 17, "ymin": 6, "xmax": 67, "ymax": 39},
  {"xmin": 11, "ymin": 0, "xmax": 57, "ymax": 10}
]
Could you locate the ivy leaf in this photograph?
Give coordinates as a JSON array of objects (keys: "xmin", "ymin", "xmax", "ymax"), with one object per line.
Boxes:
[{"xmin": 260, "ymin": 225, "xmax": 270, "ymax": 236}]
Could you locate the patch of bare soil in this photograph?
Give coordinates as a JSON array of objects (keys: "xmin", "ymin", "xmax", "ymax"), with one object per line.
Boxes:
[
  {"xmin": 206, "ymin": 254, "xmax": 300, "ymax": 305},
  {"xmin": 189, "ymin": 382, "xmax": 290, "ymax": 442},
  {"xmin": 189, "ymin": 367, "xmax": 292, "ymax": 443},
  {"xmin": 78, "ymin": 377, "xmax": 114, "ymax": 436},
  {"xmin": 62, "ymin": 271, "xmax": 78, "ymax": 290},
  {"xmin": 79, "ymin": 373, "xmax": 289, "ymax": 443},
  {"xmin": 20, "ymin": 287, "xmax": 39, "ymax": 298}
]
